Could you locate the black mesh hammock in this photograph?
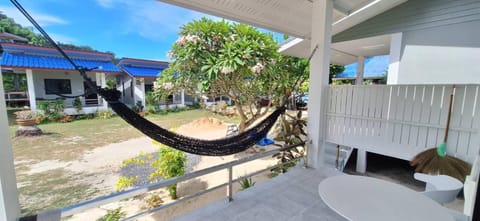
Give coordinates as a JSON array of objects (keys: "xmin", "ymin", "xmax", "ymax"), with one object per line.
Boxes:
[{"xmin": 11, "ymin": 0, "xmax": 285, "ymax": 156}]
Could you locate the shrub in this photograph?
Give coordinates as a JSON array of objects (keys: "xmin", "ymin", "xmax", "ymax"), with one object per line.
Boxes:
[
  {"xmin": 116, "ymin": 176, "xmax": 138, "ymax": 191},
  {"xmin": 74, "ymin": 113, "xmax": 95, "ymax": 120},
  {"xmin": 146, "ymin": 105, "xmax": 159, "ymax": 114},
  {"xmin": 239, "ymin": 178, "xmax": 255, "ymax": 190},
  {"xmin": 96, "ymin": 207, "xmax": 125, "ymax": 221},
  {"xmin": 37, "ymin": 100, "xmax": 65, "ymax": 121},
  {"xmin": 122, "ymin": 157, "xmax": 146, "ymax": 166},
  {"xmin": 150, "ymin": 144, "xmax": 186, "ymax": 199},
  {"xmin": 159, "ymin": 109, "xmax": 168, "ymax": 115},
  {"xmin": 97, "ymin": 110, "xmax": 114, "ymax": 119},
  {"xmin": 73, "ymin": 97, "xmax": 83, "ymax": 113},
  {"xmin": 132, "ymin": 101, "xmax": 144, "ymax": 113},
  {"xmin": 35, "ymin": 114, "xmax": 46, "ymax": 124},
  {"xmin": 14, "ymin": 110, "xmax": 35, "ymax": 120}
]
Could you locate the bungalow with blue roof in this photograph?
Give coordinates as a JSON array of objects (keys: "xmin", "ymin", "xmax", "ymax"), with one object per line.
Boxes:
[
  {"xmin": 117, "ymin": 58, "xmax": 192, "ymax": 109},
  {"xmin": 0, "ymin": 42, "xmax": 120, "ymax": 114}
]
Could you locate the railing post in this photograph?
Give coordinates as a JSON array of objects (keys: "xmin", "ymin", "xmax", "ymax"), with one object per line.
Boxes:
[{"xmin": 227, "ymin": 167, "xmax": 233, "ymax": 202}]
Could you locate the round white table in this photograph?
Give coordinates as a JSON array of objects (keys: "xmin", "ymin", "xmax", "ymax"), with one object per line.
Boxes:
[{"xmin": 318, "ymin": 175, "xmax": 455, "ymax": 221}]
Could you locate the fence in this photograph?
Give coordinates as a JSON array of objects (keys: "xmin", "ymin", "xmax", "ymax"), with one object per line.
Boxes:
[{"xmin": 326, "ymin": 84, "xmax": 480, "ymax": 163}]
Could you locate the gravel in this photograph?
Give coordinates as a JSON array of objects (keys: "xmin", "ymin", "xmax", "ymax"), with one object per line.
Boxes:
[{"xmin": 120, "ymin": 152, "xmax": 201, "ymax": 187}]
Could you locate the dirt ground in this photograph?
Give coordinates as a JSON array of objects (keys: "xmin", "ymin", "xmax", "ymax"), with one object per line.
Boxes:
[{"xmin": 63, "ymin": 117, "xmax": 278, "ymax": 221}]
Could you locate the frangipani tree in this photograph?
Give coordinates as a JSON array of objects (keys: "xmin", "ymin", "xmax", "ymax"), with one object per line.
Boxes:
[
  {"xmin": 152, "ymin": 73, "xmax": 177, "ymax": 110},
  {"xmin": 159, "ymin": 18, "xmax": 282, "ymax": 131}
]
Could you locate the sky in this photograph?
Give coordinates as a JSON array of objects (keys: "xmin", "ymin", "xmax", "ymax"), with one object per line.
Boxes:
[{"xmin": 0, "ymin": 0, "xmax": 283, "ymax": 61}]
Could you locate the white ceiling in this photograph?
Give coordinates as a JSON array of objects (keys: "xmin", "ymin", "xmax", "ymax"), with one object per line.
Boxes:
[
  {"xmin": 157, "ymin": 0, "xmax": 406, "ymax": 64},
  {"xmin": 280, "ymin": 34, "xmax": 392, "ymax": 65},
  {"xmin": 157, "ymin": 0, "xmax": 406, "ymax": 39}
]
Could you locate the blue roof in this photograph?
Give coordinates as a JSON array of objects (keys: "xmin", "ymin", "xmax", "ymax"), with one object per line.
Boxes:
[
  {"xmin": 118, "ymin": 58, "xmax": 169, "ymax": 78},
  {"xmin": 121, "ymin": 65, "xmax": 165, "ymax": 77},
  {"xmin": 335, "ymin": 55, "xmax": 389, "ymax": 78},
  {"xmin": 0, "ymin": 43, "xmax": 120, "ymax": 72},
  {"xmin": 1, "ymin": 52, "xmax": 119, "ymax": 72}
]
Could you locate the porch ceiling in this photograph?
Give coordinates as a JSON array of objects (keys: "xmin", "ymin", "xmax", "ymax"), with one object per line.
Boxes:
[
  {"xmin": 157, "ymin": 0, "xmax": 406, "ymax": 39},
  {"xmin": 282, "ymin": 34, "xmax": 391, "ymax": 65}
]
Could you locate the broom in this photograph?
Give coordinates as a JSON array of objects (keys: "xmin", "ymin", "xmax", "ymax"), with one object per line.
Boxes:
[{"xmin": 410, "ymin": 85, "xmax": 471, "ymax": 182}]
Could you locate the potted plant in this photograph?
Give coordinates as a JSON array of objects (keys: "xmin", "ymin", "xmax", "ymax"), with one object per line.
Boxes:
[{"xmin": 14, "ymin": 110, "xmax": 36, "ymax": 126}]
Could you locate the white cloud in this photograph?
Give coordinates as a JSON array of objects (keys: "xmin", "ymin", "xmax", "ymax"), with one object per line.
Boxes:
[
  {"xmin": 96, "ymin": 0, "xmax": 219, "ymax": 41},
  {"xmin": 96, "ymin": 0, "xmax": 115, "ymax": 8},
  {"xmin": 0, "ymin": 5, "xmax": 67, "ymax": 27}
]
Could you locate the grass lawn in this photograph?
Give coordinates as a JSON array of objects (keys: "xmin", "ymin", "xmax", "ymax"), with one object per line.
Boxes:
[
  {"xmin": 10, "ymin": 109, "xmax": 240, "ymax": 162},
  {"xmin": 11, "ymin": 109, "xmax": 240, "ymax": 216}
]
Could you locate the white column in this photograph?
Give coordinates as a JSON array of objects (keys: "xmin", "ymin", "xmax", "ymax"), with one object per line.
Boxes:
[
  {"xmin": 140, "ymin": 78, "xmax": 145, "ymax": 109},
  {"xmin": 307, "ymin": 0, "xmax": 334, "ymax": 169},
  {"xmin": 26, "ymin": 69, "xmax": 36, "ymax": 111},
  {"xmin": 100, "ymin": 73, "xmax": 108, "ymax": 109},
  {"xmin": 356, "ymin": 149, "xmax": 367, "ymax": 173},
  {"xmin": 0, "ymin": 70, "xmax": 21, "ymax": 221},
  {"xmin": 356, "ymin": 56, "xmax": 364, "ymax": 85},
  {"xmin": 181, "ymin": 89, "xmax": 185, "ymax": 106},
  {"xmin": 387, "ymin": 32, "xmax": 402, "ymax": 85}
]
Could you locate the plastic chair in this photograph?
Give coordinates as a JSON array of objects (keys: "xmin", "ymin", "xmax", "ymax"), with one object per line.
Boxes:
[{"xmin": 414, "ymin": 172, "xmax": 464, "ymax": 205}]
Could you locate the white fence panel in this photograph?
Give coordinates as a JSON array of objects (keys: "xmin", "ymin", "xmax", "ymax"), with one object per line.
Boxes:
[{"xmin": 325, "ymin": 85, "xmax": 480, "ymax": 163}]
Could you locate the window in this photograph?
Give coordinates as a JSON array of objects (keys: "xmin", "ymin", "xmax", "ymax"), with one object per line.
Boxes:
[
  {"xmin": 44, "ymin": 79, "xmax": 72, "ymax": 94},
  {"xmin": 145, "ymin": 84, "xmax": 153, "ymax": 93}
]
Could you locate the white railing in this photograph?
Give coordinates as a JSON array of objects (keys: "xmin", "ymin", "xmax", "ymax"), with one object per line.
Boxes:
[
  {"xmin": 326, "ymin": 84, "xmax": 480, "ymax": 163},
  {"xmin": 4, "ymin": 91, "xmax": 28, "ymax": 101},
  {"xmin": 20, "ymin": 142, "xmax": 305, "ymax": 221}
]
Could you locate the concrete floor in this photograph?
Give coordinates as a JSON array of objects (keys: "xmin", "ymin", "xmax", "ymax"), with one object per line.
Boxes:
[{"xmin": 173, "ymin": 166, "xmax": 348, "ymax": 221}]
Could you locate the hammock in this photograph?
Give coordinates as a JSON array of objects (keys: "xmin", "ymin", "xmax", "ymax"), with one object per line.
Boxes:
[{"xmin": 11, "ymin": 0, "xmax": 284, "ymax": 156}]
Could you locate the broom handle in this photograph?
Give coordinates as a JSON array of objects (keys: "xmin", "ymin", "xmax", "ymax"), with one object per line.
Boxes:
[{"xmin": 443, "ymin": 85, "xmax": 455, "ymax": 143}]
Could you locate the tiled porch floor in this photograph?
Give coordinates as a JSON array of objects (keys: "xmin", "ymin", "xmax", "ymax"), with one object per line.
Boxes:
[{"xmin": 173, "ymin": 166, "xmax": 348, "ymax": 221}]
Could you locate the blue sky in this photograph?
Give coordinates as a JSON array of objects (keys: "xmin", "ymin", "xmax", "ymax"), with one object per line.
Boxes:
[{"xmin": 0, "ymin": 0, "xmax": 282, "ymax": 61}]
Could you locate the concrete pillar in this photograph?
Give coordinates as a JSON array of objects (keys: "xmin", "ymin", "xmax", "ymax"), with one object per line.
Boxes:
[
  {"xmin": 356, "ymin": 56, "xmax": 364, "ymax": 85},
  {"xmin": 96, "ymin": 72, "xmax": 108, "ymax": 109},
  {"xmin": 26, "ymin": 69, "xmax": 36, "ymax": 111},
  {"xmin": 181, "ymin": 90, "xmax": 185, "ymax": 106},
  {"xmin": 307, "ymin": 0, "xmax": 333, "ymax": 169},
  {"xmin": 387, "ymin": 32, "xmax": 402, "ymax": 85},
  {"xmin": 0, "ymin": 70, "xmax": 21, "ymax": 221},
  {"xmin": 133, "ymin": 78, "xmax": 145, "ymax": 110},
  {"xmin": 356, "ymin": 149, "xmax": 367, "ymax": 173}
]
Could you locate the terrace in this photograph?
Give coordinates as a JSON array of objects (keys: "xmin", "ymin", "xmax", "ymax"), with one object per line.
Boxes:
[{"xmin": 1, "ymin": 0, "xmax": 479, "ymax": 221}]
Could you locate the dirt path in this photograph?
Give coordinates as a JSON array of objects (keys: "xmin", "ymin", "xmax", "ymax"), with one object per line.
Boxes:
[{"xmin": 58, "ymin": 118, "xmax": 277, "ymax": 220}]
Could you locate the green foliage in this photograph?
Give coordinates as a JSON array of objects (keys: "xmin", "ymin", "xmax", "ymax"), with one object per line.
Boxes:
[
  {"xmin": 329, "ymin": 64, "xmax": 345, "ymax": 83},
  {"xmin": 122, "ymin": 157, "xmax": 146, "ymax": 166},
  {"xmin": 96, "ymin": 110, "xmax": 114, "ymax": 119},
  {"xmin": 74, "ymin": 113, "xmax": 95, "ymax": 120},
  {"xmin": 73, "ymin": 97, "xmax": 82, "ymax": 113},
  {"xmin": 2, "ymin": 73, "xmax": 27, "ymax": 92},
  {"xmin": 14, "ymin": 110, "xmax": 35, "ymax": 120},
  {"xmin": 37, "ymin": 100, "xmax": 65, "ymax": 121},
  {"xmin": 150, "ymin": 143, "xmax": 186, "ymax": 199},
  {"xmin": 116, "ymin": 176, "xmax": 138, "ymax": 191},
  {"xmin": 106, "ymin": 78, "xmax": 117, "ymax": 89},
  {"xmin": 163, "ymin": 17, "xmax": 306, "ymax": 131},
  {"xmin": 96, "ymin": 207, "xmax": 126, "ymax": 221},
  {"xmin": 239, "ymin": 177, "xmax": 255, "ymax": 190},
  {"xmin": 132, "ymin": 101, "xmax": 144, "ymax": 113},
  {"xmin": 273, "ymin": 111, "xmax": 306, "ymax": 173}
]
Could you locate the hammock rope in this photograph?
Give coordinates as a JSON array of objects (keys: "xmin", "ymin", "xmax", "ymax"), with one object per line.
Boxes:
[{"xmin": 11, "ymin": 0, "xmax": 285, "ymax": 156}]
